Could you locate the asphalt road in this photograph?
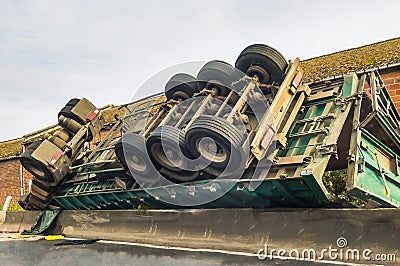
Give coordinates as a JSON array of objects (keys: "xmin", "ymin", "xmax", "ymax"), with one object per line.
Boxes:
[{"xmin": 0, "ymin": 237, "xmax": 345, "ymax": 266}]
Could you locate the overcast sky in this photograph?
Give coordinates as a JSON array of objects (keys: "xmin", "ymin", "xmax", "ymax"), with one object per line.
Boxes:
[{"xmin": 0, "ymin": 0, "xmax": 399, "ymax": 141}]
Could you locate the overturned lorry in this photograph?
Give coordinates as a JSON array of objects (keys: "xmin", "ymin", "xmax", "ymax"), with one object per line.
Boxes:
[{"xmin": 18, "ymin": 44, "xmax": 400, "ymax": 210}]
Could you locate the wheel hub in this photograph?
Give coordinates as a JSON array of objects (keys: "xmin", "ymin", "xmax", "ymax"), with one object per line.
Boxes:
[
  {"xmin": 246, "ymin": 65, "xmax": 270, "ymax": 84},
  {"xmin": 129, "ymin": 155, "xmax": 146, "ymax": 172},
  {"xmin": 197, "ymin": 137, "xmax": 227, "ymax": 163}
]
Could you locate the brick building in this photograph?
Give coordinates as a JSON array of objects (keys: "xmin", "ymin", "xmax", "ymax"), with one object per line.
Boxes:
[{"xmin": 1, "ymin": 38, "xmax": 399, "ymax": 206}]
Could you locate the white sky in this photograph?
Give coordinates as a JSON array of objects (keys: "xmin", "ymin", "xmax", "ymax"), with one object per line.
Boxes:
[{"xmin": 0, "ymin": 0, "xmax": 399, "ymax": 141}]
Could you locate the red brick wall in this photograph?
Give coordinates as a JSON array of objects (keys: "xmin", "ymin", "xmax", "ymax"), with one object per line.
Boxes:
[
  {"xmin": 89, "ymin": 128, "xmax": 121, "ymax": 149},
  {"xmin": 23, "ymin": 168, "xmax": 34, "ymax": 195},
  {"xmin": 380, "ymin": 67, "xmax": 400, "ymax": 113},
  {"xmin": 0, "ymin": 159, "xmax": 21, "ymax": 205}
]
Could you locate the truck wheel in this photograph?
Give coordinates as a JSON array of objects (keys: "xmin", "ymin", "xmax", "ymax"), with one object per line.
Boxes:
[
  {"xmin": 197, "ymin": 60, "xmax": 236, "ymax": 96},
  {"xmin": 20, "ymin": 141, "xmax": 56, "ymax": 183},
  {"xmin": 115, "ymin": 133, "xmax": 155, "ymax": 177},
  {"xmin": 58, "ymin": 98, "xmax": 83, "ymax": 124},
  {"xmin": 31, "ymin": 179, "xmax": 54, "ymax": 201},
  {"xmin": 114, "ymin": 137, "xmax": 125, "ymax": 165},
  {"xmin": 165, "ymin": 73, "xmax": 199, "ymax": 101},
  {"xmin": 58, "ymin": 115, "xmax": 93, "ymax": 142},
  {"xmin": 174, "ymin": 170, "xmax": 199, "ymax": 182},
  {"xmin": 235, "ymin": 44, "xmax": 288, "ymax": 84},
  {"xmin": 58, "ymin": 115, "xmax": 82, "ymax": 134},
  {"xmin": 19, "ymin": 193, "xmax": 47, "ymax": 210},
  {"xmin": 58, "ymin": 105, "xmax": 85, "ymax": 125},
  {"xmin": 28, "ymin": 194, "xmax": 48, "ymax": 210},
  {"xmin": 48, "ymin": 136, "xmax": 68, "ymax": 150},
  {"xmin": 185, "ymin": 115, "xmax": 246, "ymax": 169},
  {"xmin": 146, "ymin": 126, "xmax": 192, "ymax": 172},
  {"xmin": 53, "ymin": 129, "xmax": 71, "ymax": 142},
  {"xmin": 65, "ymin": 98, "xmax": 80, "ymax": 107},
  {"xmin": 160, "ymin": 168, "xmax": 199, "ymax": 182}
]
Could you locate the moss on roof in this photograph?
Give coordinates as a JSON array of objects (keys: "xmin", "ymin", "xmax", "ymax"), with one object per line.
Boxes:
[
  {"xmin": 0, "ymin": 138, "xmax": 23, "ymax": 161},
  {"xmin": 301, "ymin": 38, "xmax": 400, "ymax": 82},
  {"xmin": 23, "ymin": 124, "xmax": 60, "ymax": 144},
  {"xmin": 100, "ymin": 105, "xmax": 126, "ymax": 124}
]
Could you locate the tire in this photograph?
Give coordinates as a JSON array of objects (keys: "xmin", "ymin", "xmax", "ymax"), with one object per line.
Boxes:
[
  {"xmin": 31, "ymin": 179, "xmax": 54, "ymax": 201},
  {"xmin": 58, "ymin": 98, "xmax": 84, "ymax": 124},
  {"xmin": 33, "ymin": 178, "xmax": 54, "ymax": 190},
  {"xmin": 20, "ymin": 141, "xmax": 56, "ymax": 184},
  {"xmin": 48, "ymin": 136, "xmax": 68, "ymax": 150},
  {"xmin": 165, "ymin": 73, "xmax": 199, "ymax": 101},
  {"xmin": 18, "ymin": 193, "xmax": 47, "ymax": 210},
  {"xmin": 197, "ymin": 60, "xmax": 236, "ymax": 96},
  {"xmin": 53, "ymin": 129, "xmax": 70, "ymax": 142},
  {"xmin": 65, "ymin": 98, "xmax": 80, "ymax": 107},
  {"xmin": 185, "ymin": 115, "xmax": 247, "ymax": 169},
  {"xmin": 58, "ymin": 116, "xmax": 82, "ymax": 134},
  {"xmin": 58, "ymin": 105, "xmax": 86, "ymax": 125},
  {"xmin": 159, "ymin": 168, "xmax": 200, "ymax": 182},
  {"xmin": 146, "ymin": 126, "xmax": 193, "ymax": 172},
  {"xmin": 58, "ymin": 115, "xmax": 93, "ymax": 142},
  {"xmin": 114, "ymin": 137, "xmax": 125, "ymax": 165},
  {"xmin": 28, "ymin": 194, "xmax": 48, "ymax": 210},
  {"xmin": 235, "ymin": 44, "xmax": 287, "ymax": 84},
  {"xmin": 115, "ymin": 133, "xmax": 155, "ymax": 177}
]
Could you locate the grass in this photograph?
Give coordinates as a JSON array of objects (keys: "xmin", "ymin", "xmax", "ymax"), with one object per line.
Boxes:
[
  {"xmin": 322, "ymin": 169, "xmax": 366, "ymax": 207},
  {"xmin": 0, "ymin": 203, "xmax": 24, "ymax": 211}
]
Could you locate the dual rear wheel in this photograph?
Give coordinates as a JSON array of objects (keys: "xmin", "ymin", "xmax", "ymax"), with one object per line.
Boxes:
[{"xmin": 117, "ymin": 44, "xmax": 287, "ymax": 183}]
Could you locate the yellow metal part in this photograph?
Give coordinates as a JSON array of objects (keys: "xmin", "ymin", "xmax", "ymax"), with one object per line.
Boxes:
[{"xmin": 251, "ymin": 58, "xmax": 310, "ymax": 160}]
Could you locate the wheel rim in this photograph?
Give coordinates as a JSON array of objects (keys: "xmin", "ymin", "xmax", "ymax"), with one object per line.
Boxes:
[
  {"xmin": 165, "ymin": 73, "xmax": 198, "ymax": 100},
  {"xmin": 196, "ymin": 137, "xmax": 228, "ymax": 163},
  {"xmin": 23, "ymin": 160, "xmax": 46, "ymax": 177},
  {"xmin": 205, "ymin": 79, "xmax": 227, "ymax": 96},
  {"xmin": 246, "ymin": 65, "xmax": 270, "ymax": 83},
  {"xmin": 171, "ymin": 90, "xmax": 190, "ymax": 101},
  {"xmin": 150, "ymin": 142, "xmax": 183, "ymax": 170},
  {"xmin": 125, "ymin": 150, "xmax": 148, "ymax": 173}
]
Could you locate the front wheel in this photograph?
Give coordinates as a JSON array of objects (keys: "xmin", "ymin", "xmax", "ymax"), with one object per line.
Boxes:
[{"xmin": 19, "ymin": 141, "xmax": 56, "ymax": 184}]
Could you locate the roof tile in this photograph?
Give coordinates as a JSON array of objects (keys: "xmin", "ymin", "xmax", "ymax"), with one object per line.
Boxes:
[{"xmin": 301, "ymin": 37, "xmax": 400, "ymax": 82}]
